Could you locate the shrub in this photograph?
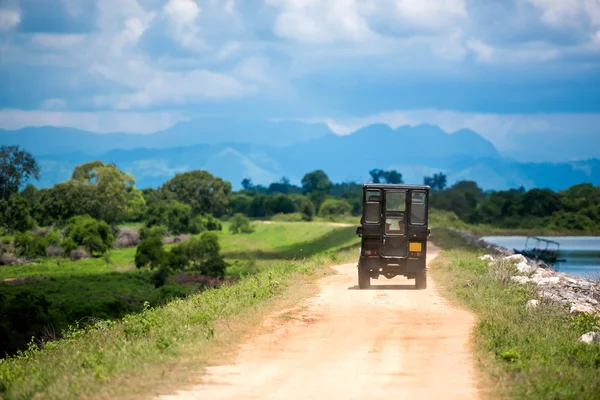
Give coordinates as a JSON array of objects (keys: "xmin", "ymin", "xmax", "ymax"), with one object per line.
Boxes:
[
  {"xmin": 135, "ymin": 235, "xmax": 167, "ymax": 269},
  {"xmin": 64, "ymin": 215, "xmax": 114, "ymax": 256},
  {"xmin": 168, "ymin": 232, "xmax": 227, "ymax": 277},
  {"xmin": 13, "ymin": 232, "xmax": 48, "ymax": 258},
  {"xmin": 298, "ymin": 199, "xmax": 316, "ymax": 221},
  {"xmin": 189, "ymin": 214, "xmax": 223, "ymax": 234},
  {"xmin": 318, "ymin": 198, "xmax": 352, "ymax": 219},
  {"xmin": 140, "ymin": 224, "xmax": 168, "ymax": 241},
  {"xmin": 44, "ymin": 229, "xmax": 62, "ymax": 246},
  {"xmin": 229, "ymin": 213, "xmax": 254, "ymax": 234}
]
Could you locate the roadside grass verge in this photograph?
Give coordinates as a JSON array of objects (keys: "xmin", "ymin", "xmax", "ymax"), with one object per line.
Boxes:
[
  {"xmin": 0, "ymin": 248, "xmax": 355, "ymax": 400},
  {"xmin": 431, "ymin": 229, "xmax": 600, "ymax": 400}
]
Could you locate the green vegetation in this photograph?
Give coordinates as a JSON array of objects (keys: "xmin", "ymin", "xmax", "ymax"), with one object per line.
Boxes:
[
  {"xmin": 431, "ymin": 229, "xmax": 600, "ymax": 400},
  {"xmin": 0, "ymin": 221, "xmax": 359, "ymax": 359},
  {"xmin": 0, "ymin": 248, "xmax": 353, "ymax": 400},
  {"xmin": 229, "ymin": 213, "xmax": 255, "ymax": 234}
]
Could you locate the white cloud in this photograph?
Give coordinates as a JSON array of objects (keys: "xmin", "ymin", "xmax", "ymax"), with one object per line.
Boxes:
[
  {"xmin": 224, "ymin": 0, "xmax": 235, "ymax": 14},
  {"xmin": 526, "ymin": 0, "xmax": 583, "ymax": 28},
  {"xmin": 0, "ymin": 109, "xmax": 188, "ymax": 134},
  {"xmin": 0, "ymin": 9, "xmax": 20, "ymax": 31},
  {"xmin": 111, "ymin": 17, "xmax": 146, "ymax": 55},
  {"xmin": 393, "ymin": 0, "xmax": 467, "ymax": 28},
  {"xmin": 163, "ymin": 0, "xmax": 205, "ymax": 51},
  {"xmin": 467, "ymin": 38, "xmax": 494, "ymax": 62},
  {"xmin": 40, "ymin": 98, "xmax": 68, "ymax": 110},
  {"xmin": 267, "ymin": 0, "xmax": 377, "ymax": 44},
  {"xmin": 92, "ymin": 62, "xmax": 250, "ymax": 109},
  {"xmin": 31, "ymin": 34, "xmax": 88, "ymax": 50}
]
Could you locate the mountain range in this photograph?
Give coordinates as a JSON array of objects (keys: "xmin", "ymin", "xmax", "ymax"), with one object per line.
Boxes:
[{"xmin": 1, "ymin": 119, "xmax": 599, "ymax": 191}]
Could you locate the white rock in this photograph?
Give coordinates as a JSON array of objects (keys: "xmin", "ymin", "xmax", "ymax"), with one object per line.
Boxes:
[
  {"xmin": 516, "ymin": 261, "xmax": 537, "ymax": 274},
  {"xmin": 532, "ymin": 276, "xmax": 560, "ymax": 286},
  {"xmin": 511, "ymin": 276, "xmax": 530, "ymax": 285},
  {"xmin": 526, "ymin": 299, "xmax": 539, "ymax": 309},
  {"xmin": 577, "ymin": 332, "xmax": 600, "ymax": 344},
  {"xmin": 480, "ymin": 254, "xmax": 495, "ymax": 262},
  {"xmin": 504, "ymin": 254, "xmax": 528, "ymax": 264},
  {"xmin": 570, "ymin": 303, "xmax": 596, "ymax": 315}
]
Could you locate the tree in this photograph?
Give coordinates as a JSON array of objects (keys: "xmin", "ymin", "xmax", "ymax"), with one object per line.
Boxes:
[
  {"xmin": 424, "ymin": 172, "xmax": 447, "ymax": 191},
  {"xmin": 369, "ymin": 169, "xmax": 384, "ymax": 184},
  {"xmin": 35, "ymin": 181, "xmax": 101, "ymax": 225},
  {"xmin": 298, "ymin": 199, "xmax": 316, "ymax": 221},
  {"xmin": 144, "ymin": 200, "xmax": 192, "ymax": 234},
  {"xmin": 135, "ymin": 235, "xmax": 167, "ymax": 269},
  {"xmin": 163, "ymin": 170, "xmax": 232, "ymax": 216},
  {"xmin": 302, "ymin": 170, "xmax": 332, "ymax": 194},
  {"xmin": 241, "ymin": 178, "xmax": 254, "ymax": 191},
  {"xmin": 64, "ymin": 215, "xmax": 114, "ymax": 255},
  {"xmin": 0, "ymin": 194, "xmax": 35, "ymax": 233},
  {"xmin": 0, "ymin": 145, "xmax": 40, "ymax": 201},
  {"xmin": 383, "ymin": 170, "xmax": 403, "ymax": 184},
  {"xmin": 302, "ymin": 170, "xmax": 331, "ymax": 210}
]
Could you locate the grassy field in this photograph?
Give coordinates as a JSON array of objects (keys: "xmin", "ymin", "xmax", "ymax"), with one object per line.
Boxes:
[
  {"xmin": 0, "ymin": 221, "xmax": 360, "ymax": 358},
  {"xmin": 0, "ymin": 246, "xmax": 356, "ymax": 400},
  {"xmin": 431, "ymin": 229, "xmax": 600, "ymax": 400}
]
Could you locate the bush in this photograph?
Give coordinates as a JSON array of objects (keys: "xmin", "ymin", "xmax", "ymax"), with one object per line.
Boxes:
[
  {"xmin": 298, "ymin": 199, "xmax": 316, "ymax": 221},
  {"xmin": 140, "ymin": 224, "xmax": 168, "ymax": 241},
  {"xmin": 229, "ymin": 213, "xmax": 255, "ymax": 234},
  {"xmin": 318, "ymin": 198, "xmax": 352, "ymax": 219},
  {"xmin": 189, "ymin": 214, "xmax": 223, "ymax": 234},
  {"xmin": 44, "ymin": 229, "xmax": 62, "ymax": 246},
  {"xmin": 13, "ymin": 232, "xmax": 48, "ymax": 258},
  {"xmin": 64, "ymin": 215, "xmax": 114, "ymax": 256},
  {"xmin": 135, "ymin": 235, "xmax": 167, "ymax": 269},
  {"xmin": 168, "ymin": 232, "xmax": 227, "ymax": 277}
]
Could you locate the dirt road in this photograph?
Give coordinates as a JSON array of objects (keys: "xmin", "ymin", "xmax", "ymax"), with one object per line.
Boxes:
[{"xmin": 159, "ymin": 245, "xmax": 479, "ymax": 400}]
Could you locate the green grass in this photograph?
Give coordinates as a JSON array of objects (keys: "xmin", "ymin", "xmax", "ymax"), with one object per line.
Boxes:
[
  {"xmin": 0, "ymin": 247, "xmax": 354, "ymax": 400},
  {"xmin": 0, "ymin": 221, "xmax": 359, "ymax": 357},
  {"xmin": 431, "ymin": 229, "xmax": 600, "ymax": 400}
]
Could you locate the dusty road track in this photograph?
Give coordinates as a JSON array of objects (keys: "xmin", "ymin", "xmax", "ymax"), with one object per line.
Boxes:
[{"xmin": 159, "ymin": 245, "xmax": 479, "ymax": 400}]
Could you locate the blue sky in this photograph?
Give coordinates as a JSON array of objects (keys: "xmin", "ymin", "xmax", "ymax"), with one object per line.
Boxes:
[{"xmin": 0, "ymin": 0, "xmax": 599, "ymax": 158}]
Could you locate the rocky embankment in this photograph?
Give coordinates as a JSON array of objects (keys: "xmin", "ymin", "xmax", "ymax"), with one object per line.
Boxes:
[
  {"xmin": 449, "ymin": 229, "xmax": 600, "ymax": 344},
  {"xmin": 450, "ymin": 229, "xmax": 600, "ymax": 314}
]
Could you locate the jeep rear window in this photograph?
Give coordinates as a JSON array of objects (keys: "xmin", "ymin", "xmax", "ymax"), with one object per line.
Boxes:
[
  {"xmin": 364, "ymin": 190, "xmax": 380, "ymax": 223},
  {"xmin": 411, "ymin": 191, "xmax": 426, "ymax": 225},
  {"xmin": 386, "ymin": 191, "xmax": 406, "ymax": 212}
]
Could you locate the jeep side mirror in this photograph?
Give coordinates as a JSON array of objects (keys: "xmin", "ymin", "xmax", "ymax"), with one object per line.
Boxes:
[{"xmin": 356, "ymin": 227, "xmax": 362, "ymax": 237}]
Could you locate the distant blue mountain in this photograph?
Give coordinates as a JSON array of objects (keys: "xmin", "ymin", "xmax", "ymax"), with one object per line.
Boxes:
[{"xmin": 2, "ymin": 119, "xmax": 599, "ymax": 191}]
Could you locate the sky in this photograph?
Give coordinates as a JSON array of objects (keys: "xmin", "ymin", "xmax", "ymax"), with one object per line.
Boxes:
[{"xmin": 0, "ymin": 0, "xmax": 599, "ymax": 158}]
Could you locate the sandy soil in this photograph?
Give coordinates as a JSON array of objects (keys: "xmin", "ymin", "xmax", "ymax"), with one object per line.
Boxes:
[{"xmin": 158, "ymin": 244, "xmax": 479, "ymax": 400}]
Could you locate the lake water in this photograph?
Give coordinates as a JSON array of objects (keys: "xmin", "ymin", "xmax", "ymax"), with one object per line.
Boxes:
[{"xmin": 481, "ymin": 236, "xmax": 600, "ymax": 279}]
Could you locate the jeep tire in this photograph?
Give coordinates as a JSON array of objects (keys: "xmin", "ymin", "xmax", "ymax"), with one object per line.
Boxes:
[
  {"xmin": 415, "ymin": 268, "xmax": 427, "ymax": 290},
  {"xmin": 358, "ymin": 267, "xmax": 371, "ymax": 290}
]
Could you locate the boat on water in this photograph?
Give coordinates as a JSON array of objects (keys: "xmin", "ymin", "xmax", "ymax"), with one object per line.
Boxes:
[{"xmin": 513, "ymin": 236, "xmax": 566, "ymax": 264}]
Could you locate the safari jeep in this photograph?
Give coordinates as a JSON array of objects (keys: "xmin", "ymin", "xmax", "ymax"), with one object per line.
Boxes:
[{"xmin": 356, "ymin": 184, "xmax": 431, "ymax": 290}]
